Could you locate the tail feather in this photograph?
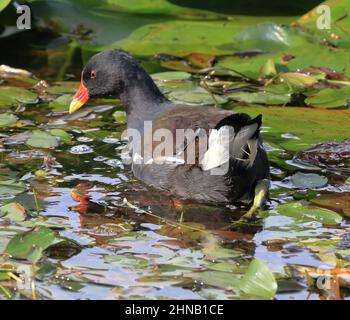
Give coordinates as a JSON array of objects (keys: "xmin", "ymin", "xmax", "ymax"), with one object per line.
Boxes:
[{"xmin": 201, "ymin": 113, "xmax": 262, "ymax": 171}]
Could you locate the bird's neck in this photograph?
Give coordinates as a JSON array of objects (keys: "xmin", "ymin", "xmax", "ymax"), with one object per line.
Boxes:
[{"xmin": 119, "ymin": 68, "xmax": 169, "ymax": 131}]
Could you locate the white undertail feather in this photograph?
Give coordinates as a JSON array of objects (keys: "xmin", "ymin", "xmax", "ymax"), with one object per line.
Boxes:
[{"xmin": 201, "ymin": 123, "xmax": 258, "ymax": 171}]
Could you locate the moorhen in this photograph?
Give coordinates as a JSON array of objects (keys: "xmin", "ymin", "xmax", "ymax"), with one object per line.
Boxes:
[{"xmin": 69, "ymin": 50, "xmax": 270, "ymax": 211}]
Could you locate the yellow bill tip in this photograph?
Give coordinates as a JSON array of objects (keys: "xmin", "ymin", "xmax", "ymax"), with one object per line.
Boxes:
[{"xmin": 69, "ymin": 99, "xmax": 85, "ymax": 114}]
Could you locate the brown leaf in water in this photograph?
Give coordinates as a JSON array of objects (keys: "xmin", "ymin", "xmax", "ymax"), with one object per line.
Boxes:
[{"xmin": 312, "ymin": 193, "xmax": 350, "ymax": 218}]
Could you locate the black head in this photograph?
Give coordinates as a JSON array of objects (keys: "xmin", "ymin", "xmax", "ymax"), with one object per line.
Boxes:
[{"xmin": 69, "ymin": 50, "xmax": 141, "ymax": 113}]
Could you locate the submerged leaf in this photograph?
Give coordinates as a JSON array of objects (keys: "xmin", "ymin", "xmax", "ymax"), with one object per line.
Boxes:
[
  {"xmin": 291, "ymin": 172, "xmax": 328, "ymax": 189},
  {"xmin": 104, "ymin": 254, "xmax": 150, "ymax": 269}
]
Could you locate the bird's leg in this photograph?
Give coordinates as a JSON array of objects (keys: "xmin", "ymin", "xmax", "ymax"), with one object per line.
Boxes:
[{"xmin": 240, "ymin": 179, "xmax": 270, "ymax": 221}]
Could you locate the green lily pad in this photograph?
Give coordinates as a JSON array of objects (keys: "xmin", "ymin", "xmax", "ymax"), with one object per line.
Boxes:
[
  {"xmin": 0, "ymin": 203, "xmax": 26, "ymax": 222},
  {"xmin": 291, "ymin": 172, "xmax": 328, "ymax": 189},
  {"xmin": 48, "ymin": 82, "xmax": 80, "ymax": 94},
  {"xmin": 5, "ymin": 226, "xmax": 57, "ymax": 260},
  {"xmin": 261, "ymin": 202, "xmax": 342, "ymax": 225},
  {"xmin": 104, "ymin": 254, "xmax": 150, "ymax": 269},
  {"xmin": 0, "ymin": 0, "xmax": 11, "ymax": 12},
  {"xmin": 0, "ymin": 179, "xmax": 26, "ymax": 196},
  {"xmin": 49, "ymin": 94, "xmax": 73, "ymax": 111},
  {"xmin": 305, "ymin": 86, "xmax": 350, "ymax": 108},
  {"xmin": 50, "ymin": 129, "xmax": 73, "ymax": 144},
  {"xmin": 0, "ymin": 113, "xmax": 18, "ymax": 127},
  {"xmin": 279, "ymin": 72, "xmax": 318, "ymax": 89},
  {"xmin": 188, "ymin": 271, "xmax": 241, "ymax": 291},
  {"xmin": 0, "ymin": 87, "xmax": 38, "ymax": 108},
  {"xmin": 113, "ymin": 110, "xmax": 127, "ymax": 124},
  {"xmin": 234, "ymin": 105, "xmax": 350, "ymax": 151},
  {"xmin": 294, "ymin": 0, "xmax": 350, "ymax": 49},
  {"xmin": 26, "ymin": 130, "xmax": 59, "ymax": 149},
  {"xmin": 259, "ymin": 59, "xmax": 277, "ymax": 78},
  {"xmin": 234, "ymin": 22, "xmax": 313, "ymax": 52},
  {"xmin": 228, "ymin": 90, "xmax": 290, "ymax": 105},
  {"xmin": 151, "ymin": 71, "xmax": 191, "ymax": 81},
  {"xmin": 239, "ymin": 259, "xmax": 277, "ymax": 299},
  {"xmin": 169, "ymin": 90, "xmax": 228, "ymax": 105}
]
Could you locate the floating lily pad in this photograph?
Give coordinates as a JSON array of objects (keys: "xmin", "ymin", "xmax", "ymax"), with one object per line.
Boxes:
[
  {"xmin": 261, "ymin": 202, "xmax": 342, "ymax": 225},
  {"xmin": 239, "ymin": 259, "xmax": 277, "ymax": 299},
  {"xmin": 0, "ymin": 202, "xmax": 26, "ymax": 222},
  {"xmin": 169, "ymin": 90, "xmax": 228, "ymax": 105},
  {"xmin": 50, "ymin": 128, "xmax": 73, "ymax": 144},
  {"xmin": 291, "ymin": 172, "xmax": 328, "ymax": 189},
  {"xmin": 234, "ymin": 106, "xmax": 350, "ymax": 152},
  {"xmin": 104, "ymin": 254, "xmax": 150, "ymax": 268},
  {"xmin": 49, "ymin": 94, "xmax": 73, "ymax": 111},
  {"xmin": 233, "ymin": 22, "xmax": 312, "ymax": 52},
  {"xmin": 0, "ymin": 0, "xmax": 11, "ymax": 12},
  {"xmin": 228, "ymin": 90, "xmax": 290, "ymax": 105},
  {"xmin": 305, "ymin": 86, "xmax": 350, "ymax": 108},
  {"xmin": 26, "ymin": 130, "xmax": 59, "ymax": 149},
  {"xmin": 312, "ymin": 193, "xmax": 350, "ymax": 218},
  {"xmin": 0, "ymin": 87, "xmax": 38, "ymax": 108},
  {"xmin": 188, "ymin": 271, "xmax": 241, "ymax": 291},
  {"xmin": 151, "ymin": 71, "xmax": 191, "ymax": 81},
  {"xmin": 113, "ymin": 110, "xmax": 127, "ymax": 124},
  {"xmin": 5, "ymin": 226, "xmax": 57, "ymax": 260},
  {"xmin": 0, "ymin": 179, "xmax": 26, "ymax": 196},
  {"xmin": 0, "ymin": 113, "xmax": 18, "ymax": 127},
  {"xmin": 279, "ymin": 72, "xmax": 318, "ymax": 89}
]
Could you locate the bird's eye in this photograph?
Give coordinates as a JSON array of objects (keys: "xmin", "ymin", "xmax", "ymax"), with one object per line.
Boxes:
[{"xmin": 91, "ymin": 71, "xmax": 97, "ymax": 79}]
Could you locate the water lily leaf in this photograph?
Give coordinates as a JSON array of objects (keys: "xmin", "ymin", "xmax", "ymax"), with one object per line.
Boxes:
[
  {"xmin": 305, "ymin": 86, "xmax": 350, "ymax": 108},
  {"xmin": 49, "ymin": 94, "xmax": 73, "ymax": 111},
  {"xmin": 26, "ymin": 130, "xmax": 59, "ymax": 148},
  {"xmin": 239, "ymin": 259, "xmax": 277, "ymax": 299},
  {"xmin": 0, "ymin": 113, "xmax": 18, "ymax": 127},
  {"xmin": 205, "ymin": 261, "xmax": 244, "ymax": 273},
  {"xmin": 261, "ymin": 202, "xmax": 342, "ymax": 225},
  {"xmin": 228, "ymin": 90, "xmax": 290, "ymax": 105},
  {"xmin": 279, "ymin": 72, "xmax": 318, "ymax": 89},
  {"xmin": 234, "ymin": 105, "xmax": 350, "ymax": 151},
  {"xmin": 0, "ymin": 203, "xmax": 26, "ymax": 222},
  {"xmin": 233, "ymin": 22, "xmax": 312, "ymax": 52},
  {"xmin": 293, "ymin": 0, "xmax": 350, "ymax": 49},
  {"xmin": 169, "ymin": 90, "xmax": 227, "ymax": 105},
  {"xmin": 151, "ymin": 71, "xmax": 191, "ymax": 81},
  {"xmin": 188, "ymin": 271, "xmax": 241, "ymax": 291},
  {"xmin": 0, "ymin": 87, "xmax": 38, "ymax": 108},
  {"xmin": 0, "ymin": 0, "xmax": 11, "ymax": 12},
  {"xmin": 203, "ymin": 246, "xmax": 243, "ymax": 259},
  {"xmin": 259, "ymin": 59, "xmax": 277, "ymax": 78},
  {"xmin": 291, "ymin": 172, "xmax": 328, "ymax": 189},
  {"xmin": 50, "ymin": 129, "xmax": 73, "ymax": 144},
  {"xmin": 0, "ymin": 179, "xmax": 26, "ymax": 196},
  {"xmin": 104, "ymin": 254, "xmax": 150, "ymax": 269},
  {"xmin": 312, "ymin": 193, "xmax": 350, "ymax": 218},
  {"xmin": 185, "ymin": 53, "xmax": 215, "ymax": 69},
  {"xmin": 48, "ymin": 81, "xmax": 79, "ymax": 94},
  {"xmin": 113, "ymin": 110, "xmax": 127, "ymax": 124},
  {"xmin": 5, "ymin": 226, "xmax": 57, "ymax": 260}
]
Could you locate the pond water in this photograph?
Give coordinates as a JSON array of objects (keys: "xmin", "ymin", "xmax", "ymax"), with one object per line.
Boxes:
[{"xmin": 1, "ymin": 1, "xmax": 350, "ymax": 300}]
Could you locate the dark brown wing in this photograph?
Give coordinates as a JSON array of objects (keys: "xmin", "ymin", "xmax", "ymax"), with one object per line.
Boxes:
[{"xmin": 144, "ymin": 105, "xmax": 233, "ymax": 164}]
